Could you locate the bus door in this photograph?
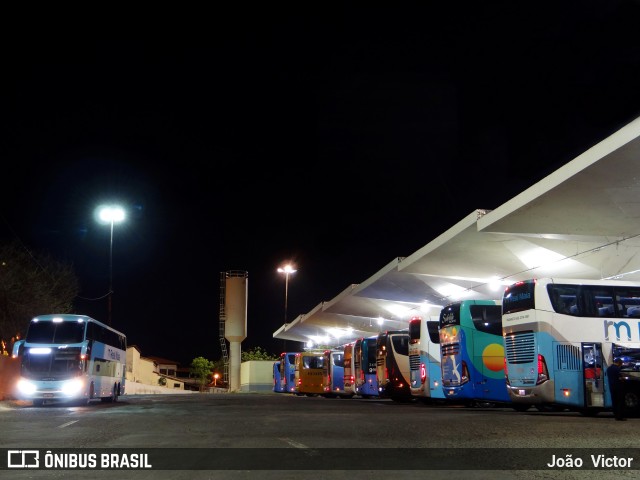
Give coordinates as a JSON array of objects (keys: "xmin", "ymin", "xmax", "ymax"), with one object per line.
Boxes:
[
  {"xmin": 353, "ymin": 340, "xmax": 363, "ymax": 390},
  {"xmin": 323, "ymin": 352, "xmax": 330, "ymax": 392},
  {"xmin": 331, "ymin": 351, "xmax": 345, "ymax": 392},
  {"xmin": 344, "ymin": 344, "xmax": 354, "ymax": 393},
  {"xmin": 582, "ymin": 343, "xmax": 604, "ymax": 408}
]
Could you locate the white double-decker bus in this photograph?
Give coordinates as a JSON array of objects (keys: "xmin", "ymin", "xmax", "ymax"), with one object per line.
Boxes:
[
  {"xmin": 12, "ymin": 314, "xmax": 126, "ymax": 406},
  {"xmin": 502, "ymin": 278, "xmax": 640, "ymax": 416}
]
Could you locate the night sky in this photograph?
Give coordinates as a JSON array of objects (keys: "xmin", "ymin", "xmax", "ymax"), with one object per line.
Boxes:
[{"xmin": 2, "ymin": 4, "xmax": 640, "ymax": 365}]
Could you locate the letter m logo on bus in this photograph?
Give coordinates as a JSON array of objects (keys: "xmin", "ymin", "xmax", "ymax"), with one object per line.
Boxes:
[{"xmin": 603, "ymin": 320, "xmax": 632, "ymax": 341}]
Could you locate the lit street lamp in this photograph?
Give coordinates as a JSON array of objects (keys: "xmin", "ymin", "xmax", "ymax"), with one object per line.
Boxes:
[
  {"xmin": 277, "ymin": 264, "xmax": 297, "ymax": 326},
  {"xmin": 277, "ymin": 264, "xmax": 297, "ymax": 351},
  {"xmin": 214, "ymin": 373, "xmax": 220, "ymax": 387},
  {"xmin": 97, "ymin": 205, "xmax": 125, "ymax": 326}
]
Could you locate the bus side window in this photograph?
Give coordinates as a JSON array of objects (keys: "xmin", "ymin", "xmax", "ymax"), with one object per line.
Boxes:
[{"xmin": 549, "ymin": 287, "xmax": 563, "ymax": 313}]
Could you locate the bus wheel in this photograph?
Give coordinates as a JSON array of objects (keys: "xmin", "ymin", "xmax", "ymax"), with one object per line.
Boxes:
[
  {"xmin": 512, "ymin": 404, "xmax": 532, "ymax": 412},
  {"xmin": 624, "ymin": 391, "xmax": 640, "ymax": 410},
  {"xmin": 580, "ymin": 408, "xmax": 600, "ymax": 417},
  {"xmin": 535, "ymin": 404, "xmax": 555, "ymax": 412}
]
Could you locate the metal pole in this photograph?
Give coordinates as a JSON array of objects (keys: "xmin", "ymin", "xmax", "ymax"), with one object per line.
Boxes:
[
  {"xmin": 108, "ymin": 220, "xmax": 114, "ymax": 326},
  {"xmin": 283, "ymin": 272, "xmax": 289, "ymax": 351},
  {"xmin": 284, "ymin": 272, "xmax": 289, "ymax": 325}
]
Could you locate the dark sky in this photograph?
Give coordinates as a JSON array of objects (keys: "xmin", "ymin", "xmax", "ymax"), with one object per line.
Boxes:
[{"xmin": 2, "ymin": 4, "xmax": 640, "ymax": 365}]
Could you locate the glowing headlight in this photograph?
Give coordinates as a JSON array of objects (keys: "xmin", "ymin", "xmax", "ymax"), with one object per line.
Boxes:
[
  {"xmin": 16, "ymin": 379, "xmax": 37, "ymax": 395},
  {"xmin": 30, "ymin": 347, "xmax": 51, "ymax": 355},
  {"xmin": 61, "ymin": 378, "xmax": 84, "ymax": 395}
]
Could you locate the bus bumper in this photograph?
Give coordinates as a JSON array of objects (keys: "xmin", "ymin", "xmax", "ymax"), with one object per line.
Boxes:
[
  {"xmin": 507, "ymin": 380, "xmax": 555, "ymax": 404},
  {"xmin": 15, "ymin": 377, "xmax": 87, "ymax": 402}
]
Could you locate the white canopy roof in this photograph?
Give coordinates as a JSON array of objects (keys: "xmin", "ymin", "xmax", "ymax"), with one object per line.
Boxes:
[{"xmin": 274, "ymin": 116, "xmax": 640, "ymax": 347}]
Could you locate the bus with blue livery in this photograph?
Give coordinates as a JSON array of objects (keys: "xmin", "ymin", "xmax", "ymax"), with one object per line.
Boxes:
[
  {"xmin": 408, "ymin": 316, "xmax": 444, "ymax": 403},
  {"xmin": 376, "ymin": 330, "xmax": 411, "ymax": 401},
  {"xmin": 502, "ymin": 278, "xmax": 640, "ymax": 416},
  {"xmin": 439, "ymin": 300, "xmax": 515, "ymax": 407},
  {"xmin": 322, "ymin": 348, "xmax": 351, "ymax": 398},
  {"xmin": 273, "ymin": 360, "xmax": 284, "ymax": 393},
  {"xmin": 278, "ymin": 352, "xmax": 297, "ymax": 393},
  {"xmin": 12, "ymin": 314, "xmax": 126, "ymax": 406},
  {"xmin": 354, "ymin": 336, "xmax": 378, "ymax": 398}
]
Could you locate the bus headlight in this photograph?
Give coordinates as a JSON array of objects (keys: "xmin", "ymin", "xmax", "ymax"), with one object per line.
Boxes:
[
  {"xmin": 16, "ymin": 378, "xmax": 37, "ymax": 395},
  {"xmin": 61, "ymin": 378, "xmax": 84, "ymax": 395}
]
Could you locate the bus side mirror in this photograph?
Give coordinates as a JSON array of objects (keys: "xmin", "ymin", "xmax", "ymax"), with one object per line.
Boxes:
[
  {"xmin": 12, "ymin": 339, "xmax": 25, "ymax": 358},
  {"xmin": 81, "ymin": 340, "xmax": 92, "ymax": 358}
]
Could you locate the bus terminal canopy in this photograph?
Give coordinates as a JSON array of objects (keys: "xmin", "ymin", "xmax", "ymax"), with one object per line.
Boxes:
[{"xmin": 273, "ymin": 116, "xmax": 640, "ymax": 348}]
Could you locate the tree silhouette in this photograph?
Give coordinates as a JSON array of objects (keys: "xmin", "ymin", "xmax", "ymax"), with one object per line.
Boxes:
[
  {"xmin": 241, "ymin": 346, "xmax": 278, "ymax": 362},
  {"xmin": 0, "ymin": 241, "xmax": 79, "ymax": 350}
]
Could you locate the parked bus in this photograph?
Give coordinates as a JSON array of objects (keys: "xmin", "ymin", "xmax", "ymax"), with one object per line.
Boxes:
[
  {"xmin": 354, "ymin": 336, "xmax": 379, "ymax": 398},
  {"xmin": 440, "ymin": 300, "xmax": 515, "ymax": 407},
  {"xmin": 273, "ymin": 360, "xmax": 284, "ymax": 393},
  {"xmin": 502, "ymin": 278, "xmax": 640, "ymax": 416},
  {"xmin": 343, "ymin": 341, "xmax": 356, "ymax": 396},
  {"xmin": 408, "ymin": 316, "xmax": 444, "ymax": 403},
  {"xmin": 376, "ymin": 330, "xmax": 411, "ymax": 401},
  {"xmin": 12, "ymin": 314, "xmax": 126, "ymax": 406},
  {"xmin": 322, "ymin": 348, "xmax": 351, "ymax": 398},
  {"xmin": 294, "ymin": 351, "xmax": 326, "ymax": 396},
  {"xmin": 278, "ymin": 352, "xmax": 297, "ymax": 393}
]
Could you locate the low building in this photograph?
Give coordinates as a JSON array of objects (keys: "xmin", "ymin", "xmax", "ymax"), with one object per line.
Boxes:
[
  {"xmin": 240, "ymin": 360, "xmax": 277, "ymax": 393},
  {"xmin": 126, "ymin": 346, "xmax": 186, "ymax": 392}
]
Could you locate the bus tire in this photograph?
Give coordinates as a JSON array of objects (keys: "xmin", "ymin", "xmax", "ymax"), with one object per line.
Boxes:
[
  {"xmin": 624, "ymin": 390, "xmax": 639, "ymax": 410},
  {"xmin": 512, "ymin": 404, "xmax": 532, "ymax": 412},
  {"xmin": 580, "ymin": 408, "xmax": 601, "ymax": 417}
]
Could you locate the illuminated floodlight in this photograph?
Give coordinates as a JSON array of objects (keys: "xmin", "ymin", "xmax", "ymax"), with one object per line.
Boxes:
[
  {"xmin": 436, "ymin": 283, "xmax": 472, "ymax": 299},
  {"xmin": 420, "ymin": 303, "xmax": 444, "ymax": 314},
  {"xmin": 95, "ymin": 204, "xmax": 126, "ymax": 326},
  {"xmin": 97, "ymin": 206, "xmax": 126, "ymax": 224},
  {"xmin": 277, "ymin": 264, "xmax": 297, "ymax": 326},
  {"xmin": 488, "ymin": 276, "xmax": 511, "ymax": 291}
]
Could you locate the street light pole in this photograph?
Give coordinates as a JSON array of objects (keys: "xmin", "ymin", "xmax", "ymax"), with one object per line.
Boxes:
[
  {"xmin": 98, "ymin": 206, "xmax": 125, "ymax": 326},
  {"xmin": 277, "ymin": 264, "xmax": 297, "ymax": 325},
  {"xmin": 277, "ymin": 264, "xmax": 297, "ymax": 350}
]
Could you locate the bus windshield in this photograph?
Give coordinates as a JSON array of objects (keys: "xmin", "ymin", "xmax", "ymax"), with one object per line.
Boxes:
[
  {"xmin": 22, "ymin": 347, "xmax": 82, "ymax": 379},
  {"xmin": 26, "ymin": 320, "xmax": 86, "ymax": 344}
]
